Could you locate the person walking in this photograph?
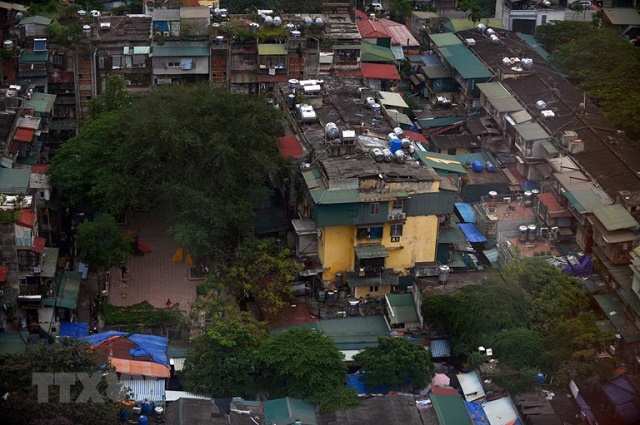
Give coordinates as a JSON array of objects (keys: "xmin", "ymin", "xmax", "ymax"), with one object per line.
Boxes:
[{"xmin": 165, "ymin": 298, "xmax": 172, "ymax": 309}]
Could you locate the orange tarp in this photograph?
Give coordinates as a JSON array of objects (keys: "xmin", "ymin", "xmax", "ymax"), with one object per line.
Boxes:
[{"xmin": 109, "ymin": 358, "xmax": 171, "ymax": 378}]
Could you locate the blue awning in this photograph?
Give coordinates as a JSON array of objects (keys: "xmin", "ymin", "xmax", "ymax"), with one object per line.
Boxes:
[
  {"xmin": 455, "ymin": 202, "xmax": 475, "ymax": 223},
  {"xmin": 458, "ymin": 223, "xmax": 487, "ymax": 243}
]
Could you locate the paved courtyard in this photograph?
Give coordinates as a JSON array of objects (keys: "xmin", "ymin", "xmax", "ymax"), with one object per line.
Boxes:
[{"xmin": 107, "ymin": 211, "xmax": 200, "ymax": 313}]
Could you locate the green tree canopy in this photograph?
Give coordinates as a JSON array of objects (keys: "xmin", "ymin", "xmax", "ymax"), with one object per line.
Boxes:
[
  {"xmin": 353, "ymin": 337, "xmax": 434, "ymax": 389},
  {"xmin": 183, "ymin": 319, "xmax": 267, "ymax": 397},
  {"xmin": 227, "ymin": 238, "xmax": 300, "ymax": 315},
  {"xmin": 486, "ymin": 327, "xmax": 544, "ymax": 369},
  {"xmin": 255, "ymin": 327, "xmax": 359, "ymax": 411},
  {"xmin": 75, "ymin": 214, "xmax": 132, "ymax": 271},
  {"xmin": 49, "ymin": 85, "xmax": 285, "ymax": 260},
  {"xmin": 535, "ymin": 21, "xmax": 640, "ymax": 138},
  {"xmin": 89, "ymin": 75, "xmax": 132, "ymax": 119},
  {"xmin": 0, "ymin": 339, "xmax": 120, "ymax": 425},
  {"xmin": 422, "ymin": 280, "xmax": 528, "ymax": 355}
]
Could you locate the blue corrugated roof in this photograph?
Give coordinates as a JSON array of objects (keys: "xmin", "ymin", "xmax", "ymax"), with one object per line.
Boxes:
[
  {"xmin": 430, "ymin": 339, "xmax": 451, "ymax": 358},
  {"xmin": 346, "ymin": 372, "xmax": 391, "ymax": 395},
  {"xmin": 458, "ymin": 223, "xmax": 487, "ymax": 243},
  {"xmin": 602, "ymin": 376, "xmax": 640, "ymax": 424},
  {"xmin": 455, "ymin": 203, "xmax": 475, "ymax": 223}
]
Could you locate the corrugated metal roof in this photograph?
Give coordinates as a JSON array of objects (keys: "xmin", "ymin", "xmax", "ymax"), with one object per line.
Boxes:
[
  {"xmin": 563, "ymin": 188, "xmax": 611, "ymax": 214},
  {"xmin": 458, "ymin": 223, "xmax": 487, "ymax": 243},
  {"xmin": 601, "ymin": 376, "xmax": 640, "ymax": 424},
  {"xmin": 258, "ymin": 43, "xmax": 287, "ymax": 56},
  {"xmin": 362, "ymin": 63, "xmax": 401, "ymax": 80},
  {"xmin": 264, "ymin": 397, "xmax": 318, "ymax": 425},
  {"xmin": 430, "ymin": 33, "xmax": 464, "ymax": 47},
  {"xmin": 169, "ymin": 357, "xmax": 185, "ymax": 371},
  {"xmin": 152, "ymin": 42, "xmax": 210, "ymax": 57},
  {"xmin": 378, "ymin": 91, "xmax": 409, "ymax": 108},
  {"xmin": 18, "ymin": 16, "xmax": 52, "ymax": 26},
  {"xmin": 356, "ymin": 20, "xmax": 390, "ymax": 39},
  {"xmin": 0, "ymin": 168, "xmax": 31, "ymax": 194},
  {"xmin": 152, "ymin": 9, "xmax": 180, "ymax": 20},
  {"xmin": 438, "ymin": 226, "xmax": 467, "ymax": 244},
  {"xmin": 417, "ymin": 116, "xmax": 465, "ymax": 129},
  {"xmin": 360, "ymin": 42, "xmax": 396, "ymax": 63},
  {"xmin": 355, "ymin": 244, "xmax": 389, "ymax": 259},
  {"xmin": 414, "ymin": 151, "xmax": 467, "ymax": 174},
  {"xmin": 514, "ymin": 121, "xmax": 549, "ymax": 142},
  {"xmin": 483, "ymin": 396, "xmax": 521, "ymax": 425},
  {"xmin": 120, "ymin": 379, "xmax": 166, "ymax": 402},
  {"xmin": 603, "ymin": 8, "xmax": 640, "ymax": 25},
  {"xmin": 382, "ymin": 22, "xmax": 419, "ymax": 47},
  {"xmin": 27, "ymin": 92, "xmax": 56, "ymax": 114},
  {"xmin": 592, "ymin": 204, "xmax": 638, "ymax": 231},
  {"xmin": 431, "ymin": 393, "xmax": 472, "ymax": 425},
  {"xmin": 429, "ymin": 339, "xmax": 451, "ymax": 358},
  {"xmin": 440, "ymin": 45, "xmax": 491, "ymax": 80},
  {"xmin": 455, "ymin": 203, "xmax": 475, "ymax": 223},
  {"xmin": 42, "ymin": 270, "xmax": 81, "ymax": 310},
  {"xmin": 164, "ymin": 390, "xmax": 212, "ymax": 402},
  {"xmin": 20, "ymin": 50, "xmax": 48, "ymax": 63},
  {"xmin": 458, "ymin": 370, "xmax": 485, "ymax": 401},
  {"xmin": 385, "ymin": 293, "xmax": 419, "ymax": 325},
  {"xmin": 390, "ymin": 44, "xmax": 405, "ymax": 61}
]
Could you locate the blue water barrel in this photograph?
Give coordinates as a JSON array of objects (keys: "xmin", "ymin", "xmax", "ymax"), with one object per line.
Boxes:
[
  {"xmin": 138, "ymin": 415, "xmax": 148, "ymax": 425},
  {"xmin": 536, "ymin": 373, "xmax": 545, "ymax": 384},
  {"xmin": 390, "ymin": 137, "xmax": 403, "ymax": 154},
  {"xmin": 471, "ymin": 161, "xmax": 484, "ymax": 173},
  {"xmin": 141, "ymin": 401, "xmax": 153, "ymax": 414},
  {"xmin": 485, "ymin": 161, "xmax": 496, "ymax": 172}
]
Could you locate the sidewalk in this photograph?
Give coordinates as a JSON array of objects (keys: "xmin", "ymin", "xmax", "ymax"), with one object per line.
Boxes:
[{"xmin": 107, "ymin": 211, "xmax": 199, "ymax": 313}]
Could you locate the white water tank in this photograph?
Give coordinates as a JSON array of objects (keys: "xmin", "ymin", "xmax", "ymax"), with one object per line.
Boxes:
[
  {"xmin": 82, "ymin": 25, "xmax": 91, "ymax": 37},
  {"xmin": 77, "ymin": 10, "xmax": 87, "ymax": 18},
  {"xmin": 273, "ymin": 16, "xmax": 282, "ymax": 26},
  {"xmin": 325, "ymin": 122, "xmax": 340, "ymax": 140},
  {"xmin": 3, "ymin": 40, "xmax": 14, "ymax": 50}
]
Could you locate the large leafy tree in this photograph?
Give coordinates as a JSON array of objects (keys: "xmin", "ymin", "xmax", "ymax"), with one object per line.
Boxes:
[
  {"xmin": 227, "ymin": 238, "xmax": 300, "ymax": 315},
  {"xmin": 255, "ymin": 327, "xmax": 359, "ymax": 411},
  {"xmin": 0, "ymin": 339, "xmax": 120, "ymax": 425},
  {"xmin": 89, "ymin": 75, "xmax": 132, "ymax": 119},
  {"xmin": 422, "ymin": 280, "xmax": 528, "ymax": 355},
  {"xmin": 49, "ymin": 85, "xmax": 284, "ymax": 260},
  {"xmin": 353, "ymin": 337, "xmax": 434, "ymax": 389},
  {"xmin": 183, "ymin": 319, "xmax": 267, "ymax": 397},
  {"xmin": 75, "ymin": 214, "xmax": 132, "ymax": 271},
  {"xmin": 536, "ymin": 21, "xmax": 640, "ymax": 138}
]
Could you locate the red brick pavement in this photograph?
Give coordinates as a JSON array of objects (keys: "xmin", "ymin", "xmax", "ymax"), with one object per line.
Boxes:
[{"xmin": 107, "ymin": 211, "xmax": 199, "ymax": 312}]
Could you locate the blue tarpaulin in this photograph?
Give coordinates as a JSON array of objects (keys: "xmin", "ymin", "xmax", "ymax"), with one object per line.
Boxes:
[
  {"xmin": 454, "ymin": 203, "xmax": 475, "ymax": 223},
  {"xmin": 564, "ymin": 255, "xmax": 593, "ymax": 277},
  {"xmin": 602, "ymin": 376, "xmax": 640, "ymax": 424},
  {"xmin": 429, "ymin": 339, "xmax": 451, "ymax": 358},
  {"xmin": 464, "ymin": 401, "xmax": 490, "ymax": 425},
  {"xmin": 458, "ymin": 223, "xmax": 487, "ymax": 243},
  {"xmin": 59, "ymin": 322, "xmax": 88, "ymax": 338},
  {"xmin": 83, "ymin": 331, "xmax": 169, "ymax": 366},
  {"xmin": 346, "ymin": 372, "xmax": 390, "ymax": 395}
]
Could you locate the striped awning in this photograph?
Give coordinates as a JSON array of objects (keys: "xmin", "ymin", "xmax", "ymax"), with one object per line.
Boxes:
[{"xmin": 230, "ymin": 72, "xmax": 256, "ymax": 84}]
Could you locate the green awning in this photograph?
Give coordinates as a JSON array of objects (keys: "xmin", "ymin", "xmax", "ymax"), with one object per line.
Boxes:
[
  {"xmin": 592, "ymin": 204, "xmax": 638, "ymax": 231},
  {"xmin": 355, "ymin": 244, "xmax": 388, "ymax": 259},
  {"xmin": 258, "ymin": 43, "xmax": 287, "ymax": 56},
  {"xmin": 541, "ymin": 140, "xmax": 558, "ymax": 156},
  {"xmin": 360, "ymin": 43, "xmax": 396, "ymax": 63},
  {"xmin": 42, "ymin": 271, "xmax": 81, "ymax": 310}
]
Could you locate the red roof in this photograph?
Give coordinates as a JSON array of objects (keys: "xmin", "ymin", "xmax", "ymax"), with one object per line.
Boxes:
[
  {"xmin": 354, "ymin": 10, "xmax": 368, "ymax": 20},
  {"xmin": 0, "ymin": 265, "xmax": 7, "ymax": 283},
  {"xmin": 405, "ymin": 130, "xmax": 428, "ymax": 144},
  {"xmin": 32, "ymin": 236, "xmax": 46, "ymax": 254},
  {"xmin": 18, "ymin": 209, "xmax": 35, "ymax": 228},
  {"xmin": 14, "ymin": 127, "xmax": 35, "ymax": 143},
  {"xmin": 361, "ymin": 63, "xmax": 400, "ymax": 80},
  {"xmin": 257, "ymin": 74, "xmax": 290, "ymax": 83},
  {"xmin": 277, "ymin": 135, "xmax": 304, "ymax": 159},
  {"xmin": 31, "ymin": 164, "xmax": 48, "ymax": 174},
  {"xmin": 537, "ymin": 192, "xmax": 572, "ymax": 218},
  {"xmin": 356, "ymin": 20, "xmax": 391, "ymax": 39},
  {"xmin": 431, "ymin": 386, "xmax": 459, "ymax": 396}
]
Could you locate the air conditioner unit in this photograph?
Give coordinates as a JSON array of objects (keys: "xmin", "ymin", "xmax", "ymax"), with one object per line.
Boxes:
[
  {"xmin": 516, "ymin": 196, "xmax": 524, "ymax": 204},
  {"xmin": 503, "ymin": 197, "xmax": 511, "ymax": 204},
  {"xmin": 396, "ymin": 212, "xmax": 406, "ymax": 220},
  {"xmin": 162, "ymin": 31, "xmax": 170, "ymax": 37},
  {"xmin": 388, "ymin": 214, "xmax": 395, "ymax": 221}
]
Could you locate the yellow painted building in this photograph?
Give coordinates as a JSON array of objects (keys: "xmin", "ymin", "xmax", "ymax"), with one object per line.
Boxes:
[{"xmin": 300, "ymin": 152, "xmax": 456, "ymax": 299}]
